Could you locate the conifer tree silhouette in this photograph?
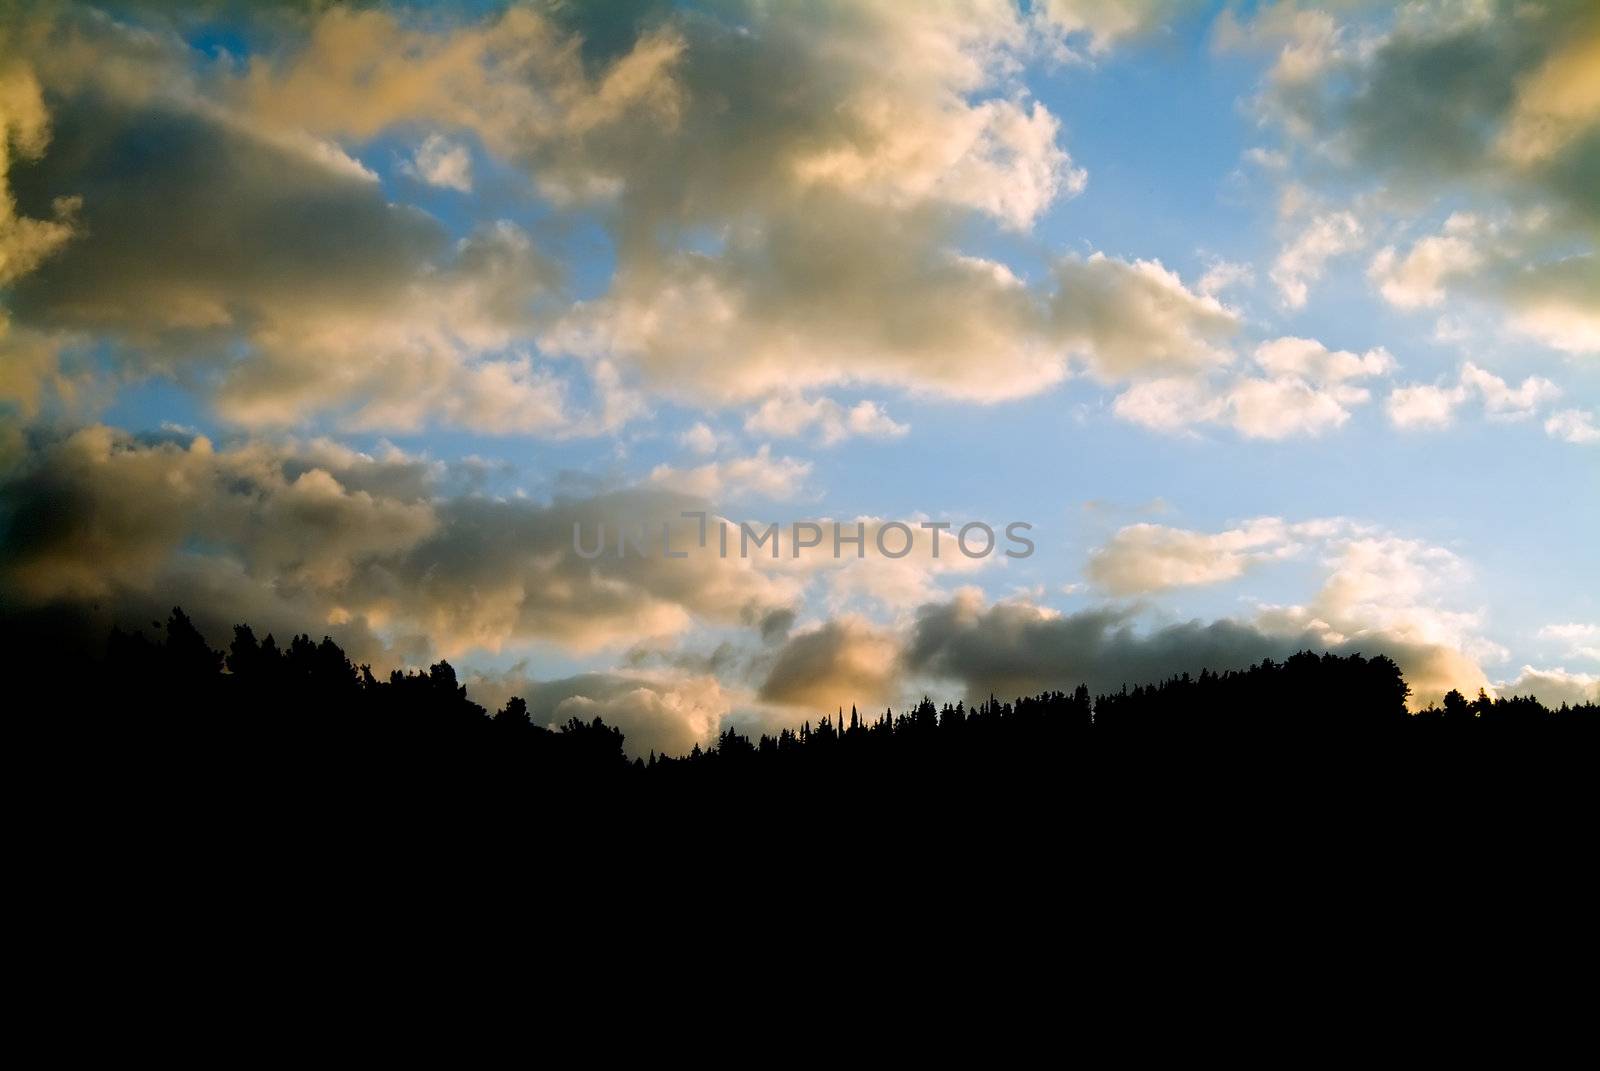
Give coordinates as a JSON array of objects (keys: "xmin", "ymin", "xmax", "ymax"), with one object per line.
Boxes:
[{"xmin": 35, "ymin": 604, "xmax": 1596, "ymax": 825}]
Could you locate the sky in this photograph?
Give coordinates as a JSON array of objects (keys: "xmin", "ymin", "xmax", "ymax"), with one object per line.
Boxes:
[{"xmin": 1, "ymin": 0, "xmax": 1597, "ymax": 755}]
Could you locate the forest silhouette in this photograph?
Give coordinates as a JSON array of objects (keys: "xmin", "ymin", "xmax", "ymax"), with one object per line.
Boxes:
[
  {"xmin": 14, "ymin": 601, "xmax": 1592, "ymax": 903},
  {"xmin": 11, "ymin": 601, "xmax": 1584, "ymax": 958},
  {"xmin": 53, "ymin": 607, "xmax": 1594, "ymax": 804}
]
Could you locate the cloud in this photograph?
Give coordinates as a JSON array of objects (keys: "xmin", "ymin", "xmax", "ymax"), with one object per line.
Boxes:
[
  {"xmin": 2, "ymin": 2, "xmax": 1258, "ymax": 429},
  {"xmin": 808, "ymin": 516, "xmax": 998, "ymax": 614},
  {"xmin": 905, "ymin": 579, "xmax": 1490, "ymax": 712},
  {"xmin": 0, "ymin": 62, "xmax": 78, "ymax": 285},
  {"xmin": 0, "ymin": 310, "xmax": 97, "ymax": 430},
  {"xmin": 5, "ymin": 31, "xmax": 600, "ymax": 435},
  {"xmin": 2, "ymin": 0, "xmax": 1590, "ymax": 741},
  {"xmin": 1075, "ymin": 517, "xmax": 1506, "ymax": 706},
  {"xmin": 1086, "ymin": 516, "xmax": 1324, "ymax": 595},
  {"xmin": 0, "ymin": 424, "xmax": 1003, "ymax": 704},
  {"xmin": 905, "ymin": 589, "xmax": 1322, "ymax": 702},
  {"xmin": 1252, "ymin": 335, "xmax": 1392, "ymax": 382},
  {"xmin": 1197, "ymin": 258, "xmax": 1254, "ymax": 297},
  {"xmin": 1272, "ymin": 210, "xmax": 1362, "ymax": 308},
  {"xmin": 744, "ymin": 396, "xmax": 908, "ymax": 446},
  {"xmin": 1242, "ymin": 146, "xmax": 1288, "ymax": 171},
  {"xmin": 1035, "ymin": 0, "xmax": 1186, "ymax": 57},
  {"xmin": 554, "ymin": 238, "xmax": 1236, "ymax": 407},
  {"xmin": 1366, "ymin": 212, "xmax": 1600, "ymax": 355},
  {"xmin": 9, "ymin": 18, "xmax": 445, "ymax": 339},
  {"xmin": 234, "ymin": 4, "xmax": 687, "ymax": 156},
  {"xmin": 1212, "ymin": 2, "xmax": 1344, "ymax": 92},
  {"xmin": 1048, "ymin": 253, "xmax": 1239, "ymax": 380},
  {"xmin": 678, "ymin": 422, "xmax": 722, "ymax": 456},
  {"xmin": 1387, "ymin": 362, "xmax": 1561, "ymax": 430},
  {"xmin": 547, "ymin": 203, "xmax": 1055, "ymax": 404},
  {"xmin": 1537, "ymin": 622, "xmax": 1600, "ymax": 662},
  {"xmin": 1544, "ymin": 408, "xmax": 1600, "ymax": 444},
  {"xmin": 404, "ymin": 133, "xmax": 473, "ymax": 192},
  {"xmin": 1084, "ymin": 516, "xmax": 1488, "ymax": 666},
  {"xmin": 0, "ymin": 426, "xmax": 802, "ymax": 663},
  {"xmin": 648, "ymin": 446, "xmax": 812, "ymax": 501},
  {"xmin": 241, "ymin": 3, "xmax": 1084, "ymax": 227},
  {"xmin": 1493, "ymin": 666, "xmax": 1600, "ymax": 708},
  {"xmin": 1503, "ymin": 255, "xmax": 1600, "ymax": 355},
  {"xmin": 466, "ymin": 666, "xmax": 732, "ymax": 759},
  {"xmin": 1247, "ymin": 1, "xmax": 1600, "ymax": 206},
  {"xmin": 1241, "ymin": 1, "xmax": 1600, "ymax": 350},
  {"xmin": 231, "ymin": 1, "xmax": 1101, "ymax": 411},
  {"xmin": 1295, "ymin": 536, "xmax": 1483, "ymax": 648},
  {"xmin": 230, "ymin": 2, "xmax": 1240, "ymax": 408},
  {"xmin": 1368, "ymin": 215, "xmax": 1487, "ymax": 309},
  {"xmin": 1460, "ymin": 362, "xmax": 1563, "ymax": 418},
  {"xmin": 1114, "ymin": 335, "xmax": 1391, "ymax": 439},
  {"xmin": 758, "ymin": 616, "xmax": 900, "ymax": 711},
  {"xmin": 790, "ymin": 93, "xmax": 1082, "ymax": 232},
  {"xmin": 1385, "ymin": 382, "xmax": 1466, "ymax": 430},
  {"xmin": 1495, "ymin": 20, "xmax": 1600, "ymax": 168}
]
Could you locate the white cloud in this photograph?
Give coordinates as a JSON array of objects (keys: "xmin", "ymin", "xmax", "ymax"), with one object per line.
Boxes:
[
  {"xmin": 1034, "ymin": 0, "xmax": 1180, "ymax": 58},
  {"xmin": 678, "ymin": 422, "xmax": 722, "ymax": 456},
  {"xmin": 1051, "ymin": 253, "xmax": 1238, "ymax": 380},
  {"xmin": 1387, "ymin": 362, "xmax": 1561, "ymax": 430},
  {"xmin": 744, "ymin": 396, "xmax": 909, "ymax": 446},
  {"xmin": 1225, "ymin": 376, "xmax": 1361, "ymax": 439},
  {"xmin": 1197, "ymin": 258, "xmax": 1254, "ymax": 297},
  {"xmin": 1493, "ymin": 666, "xmax": 1600, "ymax": 708},
  {"xmin": 1386, "ymin": 382, "xmax": 1466, "ymax": 430},
  {"xmin": 648, "ymin": 446, "xmax": 812, "ymax": 501},
  {"xmin": 1544, "ymin": 408, "xmax": 1600, "ymax": 444},
  {"xmin": 404, "ymin": 133, "xmax": 473, "ymax": 192},
  {"xmin": 1253, "ymin": 335, "xmax": 1394, "ymax": 381},
  {"xmin": 1272, "ymin": 211, "xmax": 1362, "ymax": 308},
  {"xmin": 1368, "ymin": 215, "xmax": 1485, "ymax": 309},
  {"xmin": 795, "ymin": 95, "xmax": 1083, "ymax": 231},
  {"xmin": 1459, "ymin": 362, "xmax": 1562, "ymax": 419},
  {"xmin": 1243, "ymin": 146, "xmax": 1288, "ymax": 171},
  {"xmin": 1538, "ymin": 623, "xmax": 1600, "ymax": 662},
  {"xmin": 1114, "ymin": 336, "xmax": 1391, "ymax": 439},
  {"xmin": 1255, "ymin": 534, "xmax": 1498, "ymax": 705},
  {"xmin": 1086, "ymin": 516, "xmax": 1315, "ymax": 595}
]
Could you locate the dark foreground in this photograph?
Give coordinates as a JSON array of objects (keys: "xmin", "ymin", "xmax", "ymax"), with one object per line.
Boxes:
[{"xmin": 11, "ymin": 608, "xmax": 1596, "ymax": 985}]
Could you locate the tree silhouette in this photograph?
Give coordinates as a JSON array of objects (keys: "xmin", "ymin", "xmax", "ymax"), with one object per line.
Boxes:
[{"xmin": 32, "ymin": 605, "xmax": 1594, "ymax": 825}]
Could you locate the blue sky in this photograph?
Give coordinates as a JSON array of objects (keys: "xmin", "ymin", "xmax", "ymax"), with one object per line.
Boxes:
[{"xmin": 3, "ymin": 1, "xmax": 1597, "ymax": 753}]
